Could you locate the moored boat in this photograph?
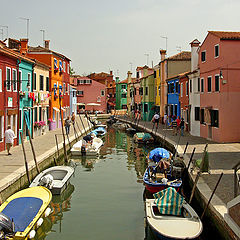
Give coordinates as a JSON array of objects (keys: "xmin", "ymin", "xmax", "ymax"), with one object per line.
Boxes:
[
  {"xmin": 133, "ymin": 132, "xmax": 154, "ymax": 144},
  {"xmin": 91, "ymin": 127, "xmax": 107, "ymax": 137},
  {"xmin": 71, "ymin": 137, "xmax": 103, "ymax": 156},
  {"xmin": 0, "ymin": 186, "xmax": 52, "ymax": 239},
  {"xmin": 145, "ymin": 187, "xmax": 203, "ymax": 240},
  {"xmin": 29, "ymin": 166, "xmax": 74, "ymax": 195}
]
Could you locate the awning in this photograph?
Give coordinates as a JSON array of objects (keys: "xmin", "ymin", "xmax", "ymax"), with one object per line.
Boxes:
[
  {"xmin": 77, "ymin": 103, "xmax": 85, "ymax": 106},
  {"xmin": 53, "ymin": 107, "xmax": 60, "ymax": 112}
]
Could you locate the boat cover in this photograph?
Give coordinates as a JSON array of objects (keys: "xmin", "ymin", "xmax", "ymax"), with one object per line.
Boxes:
[
  {"xmin": 2, "ymin": 197, "xmax": 43, "ymax": 232},
  {"xmin": 135, "ymin": 132, "xmax": 152, "ymax": 141},
  {"xmin": 153, "ymin": 187, "xmax": 184, "ymax": 216},
  {"xmin": 149, "ymin": 148, "xmax": 170, "ymax": 162}
]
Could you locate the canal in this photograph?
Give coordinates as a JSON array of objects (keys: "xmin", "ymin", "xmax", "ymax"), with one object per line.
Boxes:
[{"xmin": 37, "ymin": 125, "xmax": 223, "ymax": 240}]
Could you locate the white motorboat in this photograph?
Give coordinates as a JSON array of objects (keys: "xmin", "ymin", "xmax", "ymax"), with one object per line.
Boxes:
[
  {"xmin": 30, "ymin": 166, "xmax": 74, "ymax": 195},
  {"xmin": 71, "ymin": 137, "xmax": 103, "ymax": 156},
  {"xmin": 145, "ymin": 188, "xmax": 203, "ymax": 240}
]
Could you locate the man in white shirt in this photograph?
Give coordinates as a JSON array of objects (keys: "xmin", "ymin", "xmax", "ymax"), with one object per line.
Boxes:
[
  {"xmin": 152, "ymin": 112, "xmax": 160, "ymax": 131},
  {"xmin": 5, "ymin": 125, "xmax": 15, "ymax": 155}
]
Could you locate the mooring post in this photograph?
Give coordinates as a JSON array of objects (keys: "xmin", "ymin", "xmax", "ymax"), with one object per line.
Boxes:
[
  {"xmin": 20, "ymin": 132, "xmax": 31, "ymax": 185},
  {"xmin": 186, "ymin": 147, "xmax": 196, "ymax": 172},
  {"xmin": 183, "ymin": 142, "xmax": 189, "ymax": 155},
  {"xmin": 189, "ymin": 171, "xmax": 201, "ymax": 204},
  {"xmin": 79, "ymin": 114, "xmax": 87, "ymax": 136},
  {"xmin": 66, "ymin": 132, "xmax": 71, "ymax": 149},
  {"xmin": 55, "ymin": 134, "xmax": 60, "ymax": 160}
]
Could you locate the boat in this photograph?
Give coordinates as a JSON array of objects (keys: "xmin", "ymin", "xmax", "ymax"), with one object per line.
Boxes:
[
  {"xmin": 90, "ymin": 127, "xmax": 107, "ymax": 137},
  {"xmin": 133, "ymin": 132, "xmax": 154, "ymax": 144},
  {"xmin": 0, "ymin": 186, "xmax": 52, "ymax": 239},
  {"xmin": 145, "ymin": 187, "xmax": 203, "ymax": 240},
  {"xmin": 71, "ymin": 137, "xmax": 103, "ymax": 156},
  {"xmin": 30, "ymin": 166, "xmax": 74, "ymax": 195},
  {"xmin": 143, "ymin": 148, "xmax": 183, "ymax": 193},
  {"xmin": 126, "ymin": 127, "xmax": 136, "ymax": 134}
]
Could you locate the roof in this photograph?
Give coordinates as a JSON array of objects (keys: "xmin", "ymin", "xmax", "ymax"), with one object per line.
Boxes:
[
  {"xmin": 72, "ymin": 76, "xmax": 92, "ymax": 80},
  {"xmin": 209, "ymin": 31, "xmax": 240, "ymax": 40},
  {"xmin": 167, "ymin": 51, "xmax": 191, "ymax": 61},
  {"xmin": 88, "ymin": 72, "xmax": 109, "ymax": 80},
  {"xmin": 166, "ymin": 71, "xmax": 190, "ymax": 82},
  {"xmin": 120, "ymin": 79, "xmax": 128, "ymax": 84}
]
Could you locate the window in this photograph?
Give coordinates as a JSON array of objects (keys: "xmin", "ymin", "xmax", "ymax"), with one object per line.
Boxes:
[
  {"xmin": 139, "ymin": 87, "xmax": 143, "ymax": 95},
  {"xmin": 145, "ymin": 87, "xmax": 148, "ymax": 96},
  {"xmin": 211, "ymin": 110, "xmax": 219, "ymax": 127},
  {"xmin": 0, "ymin": 69, "xmax": 2, "ymax": 92},
  {"xmin": 63, "ymin": 83, "xmax": 66, "ymax": 94},
  {"xmin": 19, "ymin": 109, "xmax": 22, "ymax": 130},
  {"xmin": 195, "ymin": 107, "xmax": 200, "ymax": 121},
  {"xmin": 34, "ymin": 107, "xmax": 38, "ymax": 122},
  {"xmin": 215, "ymin": 75, "xmax": 220, "ymax": 92},
  {"xmin": 176, "ymin": 82, "xmax": 179, "ymax": 93},
  {"xmin": 180, "ymin": 83, "xmax": 183, "ymax": 97},
  {"xmin": 144, "ymin": 103, "xmax": 148, "ymax": 113},
  {"xmin": 54, "ymin": 58, "xmax": 58, "ymax": 70},
  {"xmin": 19, "ymin": 71, "xmax": 22, "ymax": 91},
  {"xmin": 33, "ymin": 73, "xmax": 37, "ymax": 91},
  {"xmin": 207, "ymin": 76, "xmax": 212, "ymax": 92},
  {"xmin": 168, "ymin": 83, "xmax": 174, "ymax": 94},
  {"xmin": 201, "ymin": 51, "xmax": 206, "ymax": 62},
  {"xmin": 121, "ymin": 93, "xmax": 127, "ymax": 98},
  {"xmin": 197, "ymin": 78, "xmax": 200, "ymax": 92},
  {"xmin": 136, "ymin": 72, "xmax": 139, "ymax": 78},
  {"xmin": 40, "ymin": 75, "xmax": 44, "ymax": 91},
  {"xmin": 63, "ymin": 62, "xmax": 66, "ymax": 72},
  {"xmin": 46, "ymin": 107, "xmax": 49, "ymax": 120},
  {"xmin": 101, "ymin": 90, "xmax": 105, "ymax": 96},
  {"xmin": 39, "ymin": 107, "xmax": 42, "ymax": 121},
  {"xmin": 6, "ymin": 67, "xmax": 11, "ymax": 91},
  {"xmin": 0, "ymin": 115, "xmax": 4, "ymax": 141},
  {"xmin": 12, "ymin": 114, "xmax": 17, "ymax": 135},
  {"xmin": 59, "ymin": 60, "xmax": 63, "ymax": 72},
  {"xmin": 134, "ymin": 88, "xmax": 137, "ymax": 95},
  {"xmin": 28, "ymin": 73, "xmax": 31, "ymax": 90},
  {"xmin": 200, "ymin": 108, "xmax": 205, "ymax": 124},
  {"xmin": 77, "ymin": 90, "xmax": 84, "ymax": 96},
  {"xmin": 13, "ymin": 69, "xmax": 17, "ymax": 91},
  {"xmin": 174, "ymin": 104, "xmax": 178, "ymax": 116},
  {"xmin": 201, "ymin": 78, "xmax": 204, "ymax": 93},
  {"xmin": 121, "ymin": 85, "xmax": 126, "ymax": 89},
  {"xmin": 189, "ymin": 79, "xmax": 192, "ymax": 93},
  {"xmin": 186, "ymin": 82, "xmax": 189, "ymax": 96},
  {"xmin": 46, "ymin": 77, "xmax": 49, "ymax": 91},
  {"xmin": 215, "ymin": 45, "xmax": 219, "ymax": 58},
  {"xmin": 154, "ymin": 71, "xmax": 156, "ymax": 78},
  {"xmin": 158, "ymin": 86, "xmax": 160, "ymax": 96}
]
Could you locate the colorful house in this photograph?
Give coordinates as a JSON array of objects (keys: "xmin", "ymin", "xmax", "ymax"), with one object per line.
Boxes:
[
  {"xmin": 71, "ymin": 76, "xmax": 107, "ymax": 114},
  {"xmin": 159, "ymin": 51, "xmax": 191, "ymax": 121},
  {"xmin": 154, "ymin": 65, "xmax": 161, "ymax": 113},
  {"xmin": 69, "ymin": 85, "xmax": 77, "ymax": 115},
  {"xmin": 116, "ymin": 77, "xmax": 127, "ymax": 110},
  {"xmin": 0, "ymin": 42, "xmax": 20, "ymax": 151},
  {"xmin": 199, "ymin": 31, "xmax": 240, "ymax": 142}
]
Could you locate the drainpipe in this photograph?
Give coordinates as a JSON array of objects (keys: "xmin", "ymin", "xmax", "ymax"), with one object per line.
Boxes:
[{"xmin": 16, "ymin": 59, "xmax": 21, "ymax": 145}]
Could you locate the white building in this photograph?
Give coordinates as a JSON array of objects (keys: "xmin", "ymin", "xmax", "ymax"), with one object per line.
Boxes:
[{"xmin": 189, "ymin": 39, "xmax": 201, "ymax": 137}]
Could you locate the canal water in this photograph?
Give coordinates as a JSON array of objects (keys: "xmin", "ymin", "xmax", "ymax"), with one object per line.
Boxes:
[{"xmin": 36, "ymin": 126, "xmax": 223, "ymax": 240}]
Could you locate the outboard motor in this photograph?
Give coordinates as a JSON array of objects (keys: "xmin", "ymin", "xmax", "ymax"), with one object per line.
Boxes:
[
  {"xmin": 0, "ymin": 213, "xmax": 14, "ymax": 238},
  {"xmin": 39, "ymin": 174, "xmax": 54, "ymax": 189}
]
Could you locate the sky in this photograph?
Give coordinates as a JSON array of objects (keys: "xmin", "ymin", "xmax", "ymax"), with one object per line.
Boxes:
[{"xmin": 1, "ymin": 0, "xmax": 240, "ymax": 80}]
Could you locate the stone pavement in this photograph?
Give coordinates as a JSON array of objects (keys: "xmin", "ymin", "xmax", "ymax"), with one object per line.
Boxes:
[
  {"xmin": 118, "ymin": 115, "xmax": 240, "ymax": 205},
  {"xmin": 0, "ymin": 115, "xmax": 91, "ymax": 194}
]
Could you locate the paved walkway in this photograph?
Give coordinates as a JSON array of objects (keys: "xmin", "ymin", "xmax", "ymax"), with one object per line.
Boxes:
[
  {"xmin": 118, "ymin": 115, "xmax": 240, "ymax": 205},
  {"xmin": 0, "ymin": 115, "xmax": 91, "ymax": 193}
]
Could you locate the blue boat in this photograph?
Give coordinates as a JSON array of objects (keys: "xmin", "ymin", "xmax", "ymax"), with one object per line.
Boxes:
[{"xmin": 90, "ymin": 127, "xmax": 106, "ymax": 137}]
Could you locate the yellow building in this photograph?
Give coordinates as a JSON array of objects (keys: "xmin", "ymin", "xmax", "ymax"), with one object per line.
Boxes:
[{"xmin": 154, "ymin": 65, "xmax": 161, "ymax": 112}]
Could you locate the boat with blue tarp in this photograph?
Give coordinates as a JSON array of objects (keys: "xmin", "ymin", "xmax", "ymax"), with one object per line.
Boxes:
[
  {"xmin": 0, "ymin": 186, "xmax": 52, "ymax": 239},
  {"xmin": 133, "ymin": 132, "xmax": 154, "ymax": 144},
  {"xmin": 90, "ymin": 127, "xmax": 107, "ymax": 137}
]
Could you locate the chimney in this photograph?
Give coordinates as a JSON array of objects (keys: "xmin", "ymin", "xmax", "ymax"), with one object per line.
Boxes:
[
  {"xmin": 110, "ymin": 70, "xmax": 113, "ymax": 75},
  {"xmin": 160, "ymin": 50, "xmax": 166, "ymax": 62},
  {"xmin": 20, "ymin": 38, "xmax": 28, "ymax": 55},
  {"xmin": 44, "ymin": 40, "xmax": 50, "ymax": 49},
  {"xmin": 190, "ymin": 39, "xmax": 200, "ymax": 72},
  {"xmin": 127, "ymin": 71, "xmax": 132, "ymax": 83}
]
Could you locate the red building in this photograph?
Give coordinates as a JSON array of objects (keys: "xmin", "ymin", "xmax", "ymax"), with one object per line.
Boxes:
[
  {"xmin": 199, "ymin": 31, "xmax": 240, "ymax": 142},
  {"xmin": 88, "ymin": 71, "xmax": 115, "ymax": 112},
  {"xmin": 179, "ymin": 72, "xmax": 190, "ymax": 131},
  {"xmin": 71, "ymin": 76, "xmax": 107, "ymax": 114}
]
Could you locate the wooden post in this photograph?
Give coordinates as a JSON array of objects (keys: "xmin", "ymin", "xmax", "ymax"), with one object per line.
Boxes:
[
  {"xmin": 66, "ymin": 133, "xmax": 71, "ymax": 149},
  {"xmin": 20, "ymin": 132, "xmax": 31, "ymax": 185},
  {"xmin": 186, "ymin": 147, "xmax": 196, "ymax": 171},
  {"xmin": 59, "ymin": 100, "xmax": 68, "ymax": 163},
  {"xmin": 55, "ymin": 134, "xmax": 60, "ymax": 160},
  {"xmin": 189, "ymin": 171, "xmax": 201, "ymax": 204},
  {"xmin": 79, "ymin": 114, "xmax": 87, "ymax": 136},
  {"xmin": 201, "ymin": 173, "xmax": 223, "ymax": 219},
  {"xmin": 26, "ymin": 128, "xmax": 40, "ymax": 174},
  {"xmin": 183, "ymin": 142, "xmax": 189, "ymax": 155},
  {"xmin": 85, "ymin": 113, "xmax": 91, "ymax": 131}
]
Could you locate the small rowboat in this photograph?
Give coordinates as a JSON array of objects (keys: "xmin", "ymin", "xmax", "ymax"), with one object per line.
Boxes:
[
  {"xmin": 91, "ymin": 127, "xmax": 107, "ymax": 137},
  {"xmin": 30, "ymin": 166, "xmax": 74, "ymax": 195},
  {"xmin": 145, "ymin": 188, "xmax": 203, "ymax": 240},
  {"xmin": 0, "ymin": 186, "xmax": 52, "ymax": 239},
  {"xmin": 133, "ymin": 132, "xmax": 154, "ymax": 144}
]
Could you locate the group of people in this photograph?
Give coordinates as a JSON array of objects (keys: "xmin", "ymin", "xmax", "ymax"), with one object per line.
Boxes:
[
  {"xmin": 151, "ymin": 112, "xmax": 185, "ymax": 136},
  {"xmin": 64, "ymin": 112, "xmax": 76, "ymax": 135}
]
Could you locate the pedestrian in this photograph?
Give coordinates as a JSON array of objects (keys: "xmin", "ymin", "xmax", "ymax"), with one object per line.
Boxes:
[
  {"xmin": 180, "ymin": 118, "xmax": 185, "ymax": 136},
  {"xmin": 151, "ymin": 112, "xmax": 160, "ymax": 131},
  {"xmin": 164, "ymin": 113, "xmax": 167, "ymax": 125},
  {"xmin": 5, "ymin": 125, "xmax": 15, "ymax": 155},
  {"xmin": 176, "ymin": 116, "xmax": 181, "ymax": 134},
  {"xmin": 71, "ymin": 112, "xmax": 75, "ymax": 125},
  {"xmin": 171, "ymin": 117, "xmax": 177, "ymax": 135},
  {"xmin": 64, "ymin": 116, "xmax": 71, "ymax": 135}
]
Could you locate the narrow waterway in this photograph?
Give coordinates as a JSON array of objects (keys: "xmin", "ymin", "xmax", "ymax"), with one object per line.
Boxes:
[{"xmin": 36, "ymin": 126, "xmax": 224, "ymax": 240}]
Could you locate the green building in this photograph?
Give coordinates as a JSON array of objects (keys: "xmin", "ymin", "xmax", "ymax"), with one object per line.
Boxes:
[{"xmin": 116, "ymin": 77, "xmax": 128, "ymax": 110}]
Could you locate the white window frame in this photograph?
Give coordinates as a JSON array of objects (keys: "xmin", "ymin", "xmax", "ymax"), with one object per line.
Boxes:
[
  {"xmin": 215, "ymin": 44, "xmax": 219, "ymax": 58},
  {"xmin": 101, "ymin": 90, "xmax": 105, "ymax": 96},
  {"xmin": 180, "ymin": 83, "xmax": 183, "ymax": 97},
  {"xmin": 19, "ymin": 109, "xmax": 22, "ymax": 130},
  {"xmin": 186, "ymin": 82, "xmax": 188, "ymax": 96},
  {"xmin": 201, "ymin": 78, "xmax": 204, "ymax": 93},
  {"xmin": 12, "ymin": 69, "xmax": 17, "ymax": 92},
  {"xmin": 19, "ymin": 70, "xmax": 22, "ymax": 91},
  {"xmin": 0, "ymin": 68, "xmax": 2, "ymax": 92},
  {"xmin": 6, "ymin": 67, "xmax": 11, "ymax": 91},
  {"xmin": 28, "ymin": 73, "xmax": 31, "ymax": 91}
]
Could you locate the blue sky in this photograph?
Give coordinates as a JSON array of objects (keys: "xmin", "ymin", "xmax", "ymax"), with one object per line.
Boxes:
[{"xmin": 1, "ymin": 0, "xmax": 240, "ymax": 79}]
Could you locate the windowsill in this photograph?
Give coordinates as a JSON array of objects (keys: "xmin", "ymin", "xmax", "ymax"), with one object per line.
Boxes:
[{"xmin": 215, "ymin": 56, "xmax": 219, "ymax": 59}]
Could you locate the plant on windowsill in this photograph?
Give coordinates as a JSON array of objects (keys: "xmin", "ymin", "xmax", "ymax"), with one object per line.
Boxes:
[
  {"xmin": 34, "ymin": 121, "xmax": 46, "ymax": 129},
  {"xmin": 19, "ymin": 91, "xmax": 25, "ymax": 97}
]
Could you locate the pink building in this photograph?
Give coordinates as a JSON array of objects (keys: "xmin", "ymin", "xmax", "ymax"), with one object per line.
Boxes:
[
  {"xmin": 71, "ymin": 76, "xmax": 107, "ymax": 114},
  {"xmin": 199, "ymin": 31, "xmax": 240, "ymax": 142}
]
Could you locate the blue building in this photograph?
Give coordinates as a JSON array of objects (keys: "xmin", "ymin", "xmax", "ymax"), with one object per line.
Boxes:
[{"xmin": 167, "ymin": 76, "xmax": 180, "ymax": 121}]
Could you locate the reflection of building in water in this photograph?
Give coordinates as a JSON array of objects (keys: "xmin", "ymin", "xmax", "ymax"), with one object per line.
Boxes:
[
  {"xmin": 115, "ymin": 131, "xmax": 127, "ymax": 150},
  {"xmin": 134, "ymin": 147, "xmax": 148, "ymax": 178},
  {"xmin": 104, "ymin": 128, "xmax": 116, "ymax": 148}
]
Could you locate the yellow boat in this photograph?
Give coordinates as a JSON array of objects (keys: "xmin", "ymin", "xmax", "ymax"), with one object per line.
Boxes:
[{"xmin": 0, "ymin": 186, "xmax": 52, "ymax": 239}]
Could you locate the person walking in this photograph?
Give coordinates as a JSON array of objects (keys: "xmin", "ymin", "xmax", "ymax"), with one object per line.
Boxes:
[
  {"xmin": 5, "ymin": 125, "xmax": 15, "ymax": 155},
  {"xmin": 151, "ymin": 112, "xmax": 160, "ymax": 131},
  {"xmin": 176, "ymin": 116, "xmax": 181, "ymax": 134},
  {"xmin": 64, "ymin": 116, "xmax": 71, "ymax": 135},
  {"xmin": 180, "ymin": 118, "xmax": 185, "ymax": 136},
  {"xmin": 71, "ymin": 112, "xmax": 76, "ymax": 126}
]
